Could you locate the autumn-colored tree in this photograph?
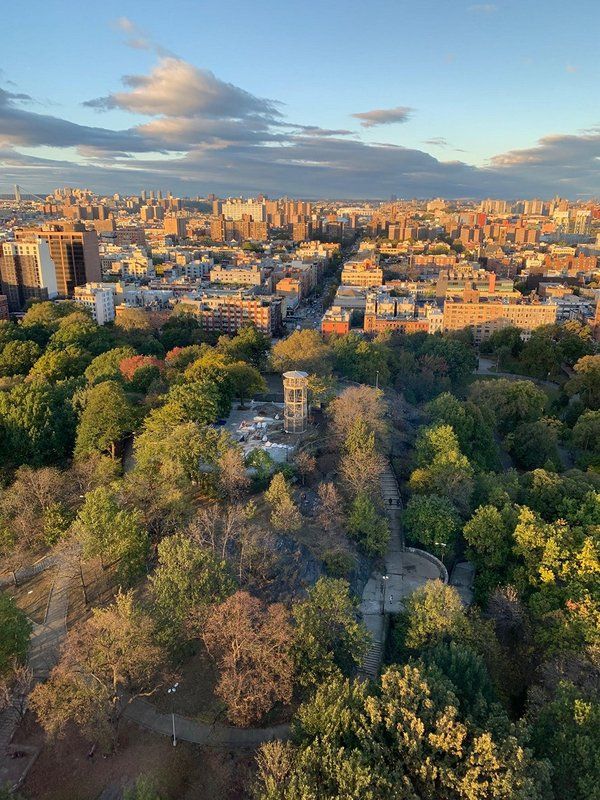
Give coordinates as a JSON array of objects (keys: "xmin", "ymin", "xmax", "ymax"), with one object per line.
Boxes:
[
  {"xmin": 217, "ymin": 447, "xmax": 250, "ymax": 501},
  {"xmin": 293, "ymin": 450, "xmax": 316, "ymax": 486},
  {"xmin": 203, "ymin": 591, "xmax": 294, "ymax": 726},
  {"xmin": 316, "ymin": 482, "xmax": 344, "ymax": 532},
  {"xmin": 30, "ymin": 592, "xmax": 164, "ymax": 750},
  {"xmin": 119, "ymin": 355, "xmax": 164, "ymax": 382},
  {"xmin": 327, "ymin": 384, "xmax": 388, "ymax": 447}
]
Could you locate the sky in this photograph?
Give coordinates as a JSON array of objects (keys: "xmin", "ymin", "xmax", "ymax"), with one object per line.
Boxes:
[{"xmin": 0, "ymin": 0, "xmax": 599, "ymax": 199}]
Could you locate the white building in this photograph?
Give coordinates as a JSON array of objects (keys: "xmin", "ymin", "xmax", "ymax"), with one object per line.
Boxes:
[{"xmin": 73, "ymin": 284, "xmax": 116, "ymax": 325}]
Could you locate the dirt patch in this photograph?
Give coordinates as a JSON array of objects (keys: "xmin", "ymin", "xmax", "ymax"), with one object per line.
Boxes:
[
  {"xmin": 2, "ymin": 567, "xmax": 56, "ymax": 625},
  {"xmin": 66, "ymin": 559, "xmax": 122, "ymax": 629},
  {"xmin": 155, "ymin": 646, "xmax": 226, "ymax": 724},
  {"xmin": 20, "ymin": 717, "xmax": 257, "ymax": 800}
]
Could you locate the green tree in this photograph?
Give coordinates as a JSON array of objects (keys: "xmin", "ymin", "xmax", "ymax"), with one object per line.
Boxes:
[
  {"xmin": 0, "ymin": 381, "xmax": 76, "ymax": 467},
  {"xmin": 84, "ymin": 346, "xmax": 136, "ymax": 385},
  {"xmin": 265, "ymin": 472, "xmax": 302, "ymax": 532},
  {"xmin": 226, "ymin": 361, "xmax": 266, "ymax": 407},
  {"xmin": 572, "ymin": 410, "xmax": 600, "ymax": 465},
  {"xmin": 75, "ymin": 381, "xmax": 136, "ymax": 460},
  {"xmin": 271, "ymin": 329, "xmax": 332, "ymax": 375},
  {"xmin": 463, "ymin": 505, "xmax": 514, "ymax": 570},
  {"xmin": 530, "ymin": 682, "xmax": 600, "ymax": 800},
  {"xmin": 347, "ymin": 493, "xmax": 390, "ymax": 557},
  {"xmin": 566, "ymin": 355, "xmax": 600, "ymax": 410},
  {"xmin": 217, "ymin": 324, "xmax": 271, "ymax": 369},
  {"xmin": 404, "ymin": 494, "xmax": 460, "ymax": 559},
  {"xmin": 410, "ymin": 424, "xmax": 474, "ymax": 515},
  {"xmin": 75, "ymin": 487, "xmax": 148, "ymax": 582},
  {"xmin": 29, "ymin": 345, "xmax": 91, "ymax": 382},
  {"xmin": 164, "ymin": 380, "xmax": 222, "ymax": 425},
  {"xmin": 506, "ymin": 419, "xmax": 560, "ymax": 470},
  {"xmin": 150, "ymin": 532, "xmax": 234, "ymax": 646},
  {"xmin": 255, "ymin": 664, "xmax": 550, "ymax": 800},
  {"xmin": 427, "ymin": 392, "xmax": 499, "ymax": 471},
  {"xmin": 0, "ymin": 596, "xmax": 32, "ymax": 676},
  {"xmin": 470, "ymin": 379, "xmax": 547, "ymax": 435},
  {"xmin": 0, "ymin": 340, "xmax": 41, "ymax": 377},
  {"xmin": 291, "ymin": 578, "xmax": 369, "ymax": 688}
]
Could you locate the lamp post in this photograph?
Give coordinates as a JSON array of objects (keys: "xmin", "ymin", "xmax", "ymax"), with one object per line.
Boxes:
[
  {"xmin": 381, "ymin": 574, "xmax": 389, "ymax": 614},
  {"xmin": 167, "ymin": 682, "xmax": 179, "ymax": 746},
  {"xmin": 434, "ymin": 542, "xmax": 448, "ymax": 565}
]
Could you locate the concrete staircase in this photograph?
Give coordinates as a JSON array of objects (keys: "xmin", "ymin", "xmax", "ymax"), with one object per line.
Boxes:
[{"xmin": 360, "ymin": 639, "xmax": 384, "ymax": 679}]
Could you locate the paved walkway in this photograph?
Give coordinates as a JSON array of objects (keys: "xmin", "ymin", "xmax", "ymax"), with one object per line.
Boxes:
[
  {"xmin": 359, "ymin": 463, "xmax": 446, "ymax": 679},
  {"xmin": 123, "ymin": 699, "xmax": 289, "ymax": 747},
  {"xmin": 0, "ymin": 551, "xmax": 76, "ymax": 777}
]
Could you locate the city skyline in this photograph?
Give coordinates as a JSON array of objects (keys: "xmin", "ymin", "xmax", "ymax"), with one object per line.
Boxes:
[{"xmin": 1, "ymin": 0, "xmax": 599, "ymax": 198}]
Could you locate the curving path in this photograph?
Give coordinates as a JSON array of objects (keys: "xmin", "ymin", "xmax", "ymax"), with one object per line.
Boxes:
[{"xmin": 123, "ymin": 699, "xmax": 290, "ymax": 747}]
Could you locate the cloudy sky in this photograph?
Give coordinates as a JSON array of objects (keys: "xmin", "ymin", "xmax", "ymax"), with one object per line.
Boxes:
[{"xmin": 1, "ymin": 0, "xmax": 599, "ymax": 198}]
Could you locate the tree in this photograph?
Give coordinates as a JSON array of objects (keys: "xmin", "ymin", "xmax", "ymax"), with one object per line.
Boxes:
[
  {"xmin": 330, "ymin": 332, "xmax": 391, "ymax": 385},
  {"xmin": 150, "ymin": 532, "xmax": 234, "ymax": 646},
  {"xmin": 401, "ymin": 581, "xmax": 469, "ymax": 651},
  {"xmin": 265, "ymin": 472, "xmax": 302, "ymax": 532},
  {"xmin": 327, "ymin": 385, "xmax": 388, "ymax": 447},
  {"xmin": 506, "ymin": 419, "xmax": 560, "ymax": 470},
  {"xmin": 123, "ymin": 776, "xmax": 162, "ymax": 800},
  {"xmin": 28, "ymin": 344, "xmax": 91, "ymax": 381},
  {"xmin": 347, "ymin": 493, "xmax": 390, "ymax": 557},
  {"xmin": 0, "ymin": 381, "xmax": 76, "ymax": 468},
  {"xmin": 470, "ymin": 379, "xmax": 546, "ymax": 435},
  {"xmin": 217, "ymin": 447, "xmax": 250, "ymax": 500},
  {"xmin": 30, "ymin": 591, "xmax": 164, "ymax": 751},
  {"xmin": 271, "ymin": 329, "xmax": 332, "ymax": 375},
  {"xmin": 163, "ymin": 380, "xmax": 222, "ymax": 425},
  {"xmin": 410, "ymin": 424, "xmax": 474, "ymax": 515},
  {"xmin": 226, "ymin": 361, "xmax": 266, "ymax": 407},
  {"xmin": 74, "ymin": 487, "xmax": 148, "ymax": 582},
  {"xmin": 566, "ymin": 355, "xmax": 600, "ymax": 410},
  {"xmin": 292, "ymin": 578, "xmax": 369, "ymax": 687},
  {"xmin": 463, "ymin": 505, "xmax": 513, "ymax": 570},
  {"xmin": 254, "ymin": 665, "xmax": 549, "ymax": 800},
  {"xmin": 293, "ymin": 450, "xmax": 316, "ymax": 486},
  {"xmin": 404, "ymin": 494, "xmax": 460, "ymax": 559},
  {"xmin": 203, "ymin": 591, "xmax": 294, "ymax": 726},
  {"xmin": 84, "ymin": 346, "xmax": 136, "ymax": 385},
  {"xmin": 0, "ymin": 596, "xmax": 32, "ymax": 676},
  {"xmin": 530, "ymin": 682, "xmax": 600, "ymax": 800},
  {"xmin": 217, "ymin": 324, "xmax": 271, "ymax": 369},
  {"xmin": 0, "ymin": 340, "xmax": 41, "ymax": 377},
  {"xmin": 316, "ymin": 481, "xmax": 344, "ymax": 532},
  {"xmin": 119, "ymin": 355, "xmax": 164, "ymax": 383},
  {"xmin": 572, "ymin": 410, "xmax": 600, "ymax": 464},
  {"xmin": 75, "ymin": 381, "xmax": 136, "ymax": 460},
  {"xmin": 427, "ymin": 392, "xmax": 499, "ymax": 471}
]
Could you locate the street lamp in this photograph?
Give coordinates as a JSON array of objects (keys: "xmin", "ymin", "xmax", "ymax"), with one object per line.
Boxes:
[
  {"xmin": 167, "ymin": 682, "xmax": 179, "ymax": 746},
  {"xmin": 434, "ymin": 542, "xmax": 448, "ymax": 564},
  {"xmin": 381, "ymin": 575, "xmax": 389, "ymax": 614}
]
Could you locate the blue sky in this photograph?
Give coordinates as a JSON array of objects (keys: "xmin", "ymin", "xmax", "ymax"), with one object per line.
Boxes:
[{"xmin": 1, "ymin": 0, "xmax": 599, "ymax": 198}]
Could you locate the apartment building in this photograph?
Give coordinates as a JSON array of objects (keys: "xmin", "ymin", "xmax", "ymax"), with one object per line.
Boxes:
[
  {"xmin": 16, "ymin": 224, "xmax": 101, "ymax": 297},
  {"xmin": 209, "ymin": 263, "xmax": 265, "ymax": 287},
  {"xmin": 73, "ymin": 284, "xmax": 116, "ymax": 325},
  {"xmin": 0, "ymin": 239, "xmax": 58, "ymax": 311},
  {"xmin": 442, "ymin": 293, "xmax": 557, "ymax": 341},
  {"xmin": 0, "ymin": 295, "xmax": 9, "ymax": 320},
  {"xmin": 341, "ymin": 250, "xmax": 383, "ymax": 288},
  {"xmin": 179, "ymin": 290, "xmax": 283, "ymax": 336},
  {"xmin": 321, "ymin": 306, "xmax": 351, "ymax": 337}
]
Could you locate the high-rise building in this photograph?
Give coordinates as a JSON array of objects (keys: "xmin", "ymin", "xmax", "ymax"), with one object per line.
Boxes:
[
  {"xmin": 0, "ymin": 239, "xmax": 58, "ymax": 311},
  {"xmin": 15, "ymin": 224, "xmax": 101, "ymax": 297}
]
